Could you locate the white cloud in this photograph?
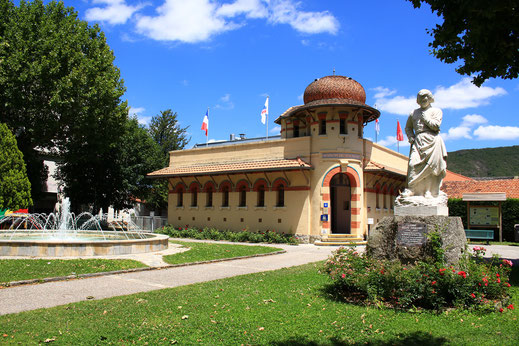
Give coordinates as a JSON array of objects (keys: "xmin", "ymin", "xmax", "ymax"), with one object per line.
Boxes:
[
  {"xmin": 441, "ymin": 114, "xmax": 488, "ymax": 141},
  {"xmin": 270, "ymin": 125, "xmax": 281, "ymax": 134},
  {"xmin": 129, "ymin": 106, "xmax": 151, "ymax": 125},
  {"xmin": 89, "ymin": 0, "xmax": 338, "ymax": 43},
  {"xmin": 473, "ymin": 125, "xmax": 519, "ymax": 140},
  {"xmin": 434, "ymin": 78, "xmax": 507, "ymax": 109},
  {"xmin": 377, "ymin": 135, "xmax": 409, "ymax": 148},
  {"xmin": 267, "ymin": 0, "xmax": 339, "ymax": 34},
  {"xmin": 374, "ymin": 78, "xmax": 507, "ymax": 116},
  {"xmin": 371, "ymin": 86, "xmax": 396, "ymax": 99},
  {"xmin": 214, "ymin": 93, "xmax": 234, "ymax": 110},
  {"xmin": 86, "ymin": 0, "xmax": 146, "ymax": 25},
  {"xmin": 136, "ymin": 0, "xmax": 232, "ymax": 43}
]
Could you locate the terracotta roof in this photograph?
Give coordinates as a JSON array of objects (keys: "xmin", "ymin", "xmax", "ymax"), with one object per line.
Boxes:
[
  {"xmin": 442, "ymin": 179, "xmax": 519, "ymax": 199},
  {"xmin": 304, "ymin": 75, "xmax": 366, "ymax": 104},
  {"xmin": 274, "ymin": 98, "xmax": 379, "ymax": 125},
  {"xmin": 444, "ymin": 170, "xmax": 474, "ymax": 182},
  {"xmin": 148, "ymin": 158, "xmax": 312, "ymax": 178},
  {"xmin": 364, "ymin": 161, "xmax": 407, "ymax": 178}
]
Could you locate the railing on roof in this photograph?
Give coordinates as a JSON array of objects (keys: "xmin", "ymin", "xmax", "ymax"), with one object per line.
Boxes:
[{"xmin": 193, "ymin": 135, "xmax": 281, "ymax": 148}]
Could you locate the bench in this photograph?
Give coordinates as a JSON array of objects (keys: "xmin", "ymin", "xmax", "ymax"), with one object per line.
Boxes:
[{"xmin": 464, "ymin": 229, "xmax": 494, "ymax": 245}]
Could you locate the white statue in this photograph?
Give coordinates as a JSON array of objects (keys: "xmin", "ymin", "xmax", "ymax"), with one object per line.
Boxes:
[{"xmin": 397, "ymin": 89, "xmax": 448, "ymax": 206}]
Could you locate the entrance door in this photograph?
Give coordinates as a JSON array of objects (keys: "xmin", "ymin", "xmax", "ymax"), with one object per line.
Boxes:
[{"xmin": 330, "ymin": 173, "xmax": 351, "ymax": 234}]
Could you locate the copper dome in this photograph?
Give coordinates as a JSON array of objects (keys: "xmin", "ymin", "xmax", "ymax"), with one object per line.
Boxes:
[{"xmin": 303, "ymin": 75, "xmax": 366, "ymax": 104}]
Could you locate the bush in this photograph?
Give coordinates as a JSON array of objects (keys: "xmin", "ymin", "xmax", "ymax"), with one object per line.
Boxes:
[
  {"xmin": 323, "ymin": 246, "xmax": 513, "ymax": 311},
  {"xmin": 157, "ymin": 225, "xmax": 298, "ymax": 245}
]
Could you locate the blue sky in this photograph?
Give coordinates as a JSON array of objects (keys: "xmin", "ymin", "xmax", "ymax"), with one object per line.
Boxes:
[{"xmin": 60, "ymin": 1, "xmax": 519, "ymax": 152}]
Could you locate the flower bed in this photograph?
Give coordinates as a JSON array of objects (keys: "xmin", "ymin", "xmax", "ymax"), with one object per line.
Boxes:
[
  {"xmin": 158, "ymin": 225, "xmax": 298, "ymax": 244},
  {"xmin": 323, "ymin": 245, "xmax": 513, "ymax": 311}
]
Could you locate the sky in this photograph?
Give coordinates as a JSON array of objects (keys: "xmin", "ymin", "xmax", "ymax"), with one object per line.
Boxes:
[{"xmin": 50, "ymin": 1, "xmax": 519, "ymax": 152}]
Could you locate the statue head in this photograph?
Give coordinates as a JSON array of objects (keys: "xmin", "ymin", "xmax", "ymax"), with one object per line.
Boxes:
[{"xmin": 417, "ymin": 89, "xmax": 434, "ymax": 109}]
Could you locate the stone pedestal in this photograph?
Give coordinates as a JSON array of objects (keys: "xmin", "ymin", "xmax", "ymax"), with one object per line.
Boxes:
[
  {"xmin": 367, "ymin": 215, "xmax": 467, "ymax": 265},
  {"xmin": 394, "ymin": 205, "xmax": 448, "ymax": 216}
]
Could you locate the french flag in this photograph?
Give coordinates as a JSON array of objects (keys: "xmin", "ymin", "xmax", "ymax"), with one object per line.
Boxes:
[{"xmin": 201, "ymin": 109, "xmax": 209, "ymax": 136}]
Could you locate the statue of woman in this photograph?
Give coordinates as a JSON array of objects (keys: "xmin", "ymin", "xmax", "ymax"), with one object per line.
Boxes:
[{"xmin": 403, "ymin": 89, "xmax": 447, "ymax": 199}]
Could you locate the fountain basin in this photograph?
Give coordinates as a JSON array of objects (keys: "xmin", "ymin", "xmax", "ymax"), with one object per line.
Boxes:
[{"xmin": 0, "ymin": 231, "xmax": 169, "ymax": 257}]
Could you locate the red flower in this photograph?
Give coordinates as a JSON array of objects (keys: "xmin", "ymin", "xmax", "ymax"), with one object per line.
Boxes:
[
  {"xmin": 496, "ymin": 273, "xmax": 500, "ymax": 277},
  {"xmin": 499, "ymin": 308, "xmax": 504, "ymax": 313},
  {"xmin": 507, "ymin": 304, "xmax": 514, "ymax": 310},
  {"xmin": 457, "ymin": 271, "xmax": 467, "ymax": 279},
  {"xmin": 341, "ymin": 273, "xmax": 346, "ymax": 279},
  {"xmin": 439, "ymin": 268, "xmax": 446, "ymax": 275},
  {"xmin": 497, "ymin": 278, "xmax": 501, "ymax": 283},
  {"xmin": 431, "ymin": 281, "xmax": 437, "ymax": 285},
  {"xmin": 471, "ymin": 293, "xmax": 476, "ymax": 298},
  {"xmin": 506, "ymin": 283, "xmax": 511, "ymax": 287}
]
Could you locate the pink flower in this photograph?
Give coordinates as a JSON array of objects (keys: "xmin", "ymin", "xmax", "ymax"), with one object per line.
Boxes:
[
  {"xmin": 341, "ymin": 273, "xmax": 346, "ymax": 279},
  {"xmin": 503, "ymin": 259, "xmax": 513, "ymax": 267}
]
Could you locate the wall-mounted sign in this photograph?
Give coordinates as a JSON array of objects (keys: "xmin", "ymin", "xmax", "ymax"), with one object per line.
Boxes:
[
  {"xmin": 320, "ymin": 214, "xmax": 329, "ymax": 222},
  {"xmin": 321, "ymin": 229, "xmax": 327, "ymax": 235},
  {"xmin": 322, "ymin": 153, "xmax": 362, "ymax": 160},
  {"xmin": 323, "ymin": 202, "xmax": 328, "ymax": 208},
  {"xmin": 367, "ymin": 218, "xmax": 374, "ymax": 225},
  {"xmin": 469, "ymin": 206, "xmax": 499, "ymax": 226}
]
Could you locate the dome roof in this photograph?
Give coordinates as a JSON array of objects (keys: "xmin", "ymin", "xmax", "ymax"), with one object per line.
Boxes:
[{"xmin": 303, "ymin": 75, "xmax": 366, "ymax": 104}]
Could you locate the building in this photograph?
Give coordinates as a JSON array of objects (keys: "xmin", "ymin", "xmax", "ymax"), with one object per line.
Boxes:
[{"xmin": 148, "ymin": 75, "xmax": 408, "ymax": 243}]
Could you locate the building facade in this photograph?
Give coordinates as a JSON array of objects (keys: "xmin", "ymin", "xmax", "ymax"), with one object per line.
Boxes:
[{"xmin": 149, "ymin": 75, "xmax": 408, "ymax": 243}]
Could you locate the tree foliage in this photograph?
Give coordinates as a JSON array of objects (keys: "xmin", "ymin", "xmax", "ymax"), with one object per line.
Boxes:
[
  {"xmin": 0, "ymin": 0, "xmax": 131, "ymax": 211},
  {"xmin": 447, "ymin": 145, "xmax": 519, "ymax": 177},
  {"xmin": 146, "ymin": 109, "xmax": 190, "ymax": 211},
  {"xmin": 0, "ymin": 123, "xmax": 32, "ymax": 210},
  {"xmin": 408, "ymin": 0, "xmax": 519, "ymax": 86}
]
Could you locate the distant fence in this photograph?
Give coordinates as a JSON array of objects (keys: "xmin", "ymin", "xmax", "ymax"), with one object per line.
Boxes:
[{"xmin": 132, "ymin": 216, "xmax": 168, "ymax": 232}]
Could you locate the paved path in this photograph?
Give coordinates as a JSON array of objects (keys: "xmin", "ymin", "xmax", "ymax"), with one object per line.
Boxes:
[{"xmin": 0, "ymin": 241, "xmax": 517, "ymax": 316}]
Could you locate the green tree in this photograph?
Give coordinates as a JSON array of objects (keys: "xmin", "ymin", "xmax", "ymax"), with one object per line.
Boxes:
[
  {"xmin": 0, "ymin": 123, "xmax": 32, "ymax": 210},
  {"xmin": 58, "ymin": 117, "xmax": 163, "ymax": 211},
  {"xmin": 0, "ymin": 0, "xmax": 127, "ymax": 211},
  {"xmin": 408, "ymin": 0, "xmax": 519, "ymax": 86},
  {"xmin": 146, "ymin": 109, "xmax": 190, "ymax": 211}
]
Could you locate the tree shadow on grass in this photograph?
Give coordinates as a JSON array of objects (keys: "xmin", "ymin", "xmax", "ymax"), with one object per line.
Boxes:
[
  {"xmin": 271, "ymin": 332, "xmax": 448, "ymax": 346},
  {"xmin": 318, "ymin": 283, "xmax": 368, "ymax": 307}
]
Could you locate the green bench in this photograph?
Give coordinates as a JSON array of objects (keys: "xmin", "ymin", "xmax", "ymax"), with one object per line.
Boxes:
[{"xmin": 464, "ymin": 229, "xmax": 494, "ymax": 245}]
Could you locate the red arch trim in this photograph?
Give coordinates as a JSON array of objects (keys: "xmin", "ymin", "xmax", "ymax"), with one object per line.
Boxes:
[
  {"xmin": 322, "ymin": 166, "xmax": 360, "ymax": 188},
  {"xmin": 235, "ymin": 179, "xmax": 251, "ymax": 192},
  {"xmin": 202, "ymin": 181, "xmax": 216, "ymax": 192},
  {"xmin": 218, "ymin": 180, "xmax": 232, "ymax": 192},
  {"xmin": 252, "ymin": 178, "xmax": 269, "ymax": 192},
  {"xmin": 189, "ymin": 181, "xmax": 201, "ymax": 191},
  {"xmin": 272, "ymin": 177, "xmax": 289, "ymax": 191}
]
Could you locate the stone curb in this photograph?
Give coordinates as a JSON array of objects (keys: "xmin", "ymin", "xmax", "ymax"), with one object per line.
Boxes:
[{"xmin": 1, "ymin": 249, "xmax": 286, "ymax": 288}]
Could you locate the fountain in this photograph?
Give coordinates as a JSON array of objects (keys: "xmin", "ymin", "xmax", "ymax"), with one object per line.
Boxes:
[{"xmin": 0, "ymin": 198, "xmax": 168, "ymax": 257}]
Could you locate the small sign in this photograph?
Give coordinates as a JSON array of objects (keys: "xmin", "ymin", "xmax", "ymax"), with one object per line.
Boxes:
[
  {"xmin": 397, "ymin": 222, "xmax": 427, "ymax": 246},
  {"xmin": 323, "ymin": 207, "xmax": 329, "ymax": 214},
  {"xmin": 367, "ymin": 218, "xmax": 374, "ymax": 225},
  {"xmin": 320, "ymin": 214, "xmax": 329, "ymax": 222},
  {"xmin": 323, "ymin": 202, "xmax": 328, "ymax": 208},
  {"xmin": 321, "ymin": 229, "xmax": 328, "ymax": 235}
]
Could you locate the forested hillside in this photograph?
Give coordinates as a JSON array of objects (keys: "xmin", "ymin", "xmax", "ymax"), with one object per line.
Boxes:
[{"xmin": 447, "ymin": 146, "xmax": 519, "ymax": 177}]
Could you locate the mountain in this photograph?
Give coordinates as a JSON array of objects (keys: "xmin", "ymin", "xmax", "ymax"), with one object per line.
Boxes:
[{"xmin": 447, "ymin": 145, "xmax": 519, "ymax": 178}]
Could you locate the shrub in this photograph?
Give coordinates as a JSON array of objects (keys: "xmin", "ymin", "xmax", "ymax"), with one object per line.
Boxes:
[
  {"xmin": 323, "ymin": 246, "xmax": 513, "ymax": 311},
  {"xmin": 157, "ymin": 225, "xmax": 298, "ymax": 244}
]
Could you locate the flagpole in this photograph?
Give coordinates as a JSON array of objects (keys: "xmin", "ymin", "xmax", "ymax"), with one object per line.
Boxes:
[
  {"xmin": 206, "ymin": 107, "xmax": 209, "ymax": 147},
  {"xmin": 266, "ymin": 96, "xmax": 269, "ymax": 140}
]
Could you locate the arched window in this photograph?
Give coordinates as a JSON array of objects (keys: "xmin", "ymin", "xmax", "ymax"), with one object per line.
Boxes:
[
  {"xmin": 276, "ymin": 185, "xmax": 285, "ymax": 207},
  {"xmin": 239, "ymin": 185, "xmax": 247, "ymax": 207},
  {"xmin": 177, "ymin": 190, "xmax": 183, "ymax": 207},
  {"xmin": 206, "ymin": 188, "xmax": 213, "ymax": 207},
  {"xmin": 222, "ymin": 186, "xmax": 229, "ymax": 207},
  {"xmin": 375, "ymin": 184, "xmax": 380, "ymax": 209},
  {"xmin": 257, "ymin": 185, "xmax": 265, "ymax": 207},
  {"xmin": 191, "ymin": 188, "xmax": 198, "ymax": 207}
]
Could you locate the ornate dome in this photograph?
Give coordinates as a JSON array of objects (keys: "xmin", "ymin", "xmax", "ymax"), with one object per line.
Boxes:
[{"xmin": 303, "ymin": 75, "xmax": 366, "ymax": 105}]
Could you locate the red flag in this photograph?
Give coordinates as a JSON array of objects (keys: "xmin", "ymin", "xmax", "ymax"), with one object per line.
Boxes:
[{"xmin": 396, "ymin": 120, "xmax": 404, "ymax": 141}]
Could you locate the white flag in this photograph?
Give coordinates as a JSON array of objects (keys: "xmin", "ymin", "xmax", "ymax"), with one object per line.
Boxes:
[{"xmin": 261, "ymin": 97, "xmax": 268, "ymax": 124}]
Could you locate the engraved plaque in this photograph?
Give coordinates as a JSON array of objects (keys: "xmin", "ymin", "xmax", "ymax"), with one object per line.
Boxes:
[{"xmin": 397, "ymin": 222, "xmax": 427, "ymax": 246}]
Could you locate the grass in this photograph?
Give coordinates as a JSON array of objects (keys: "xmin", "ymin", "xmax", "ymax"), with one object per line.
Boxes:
[
  {"xmin": 0, "ymin": 259, "xmax": 147, "ymax": 284},
  {"xmin": 166, "ymin": 241, "xmax": 282, "ymax": 264},
  {"xmin": 0, "ymin": 263, "xmax": 517, "ymax": 345}
]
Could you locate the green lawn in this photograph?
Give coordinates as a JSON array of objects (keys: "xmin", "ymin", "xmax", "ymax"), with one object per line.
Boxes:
[
  {"xmin": 1, "ymin": 263, "xmax": 517, "ymax": 345},
  {"xmin": 166, "ymin": 241, "xmax": 282, "ymax": 264},
  {"xmin": 0, "ymin": 259, "xmax": 147, "ymax": 284}
]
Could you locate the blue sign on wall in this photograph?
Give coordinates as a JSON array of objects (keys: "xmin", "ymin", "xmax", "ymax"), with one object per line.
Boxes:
[
  {"xmin": 320, "ymin": 214, "xmax": 328, "ymax": 222},
  {"xmin": 323, "ymin": 203, "xmax": 328, "ymax": 208}
]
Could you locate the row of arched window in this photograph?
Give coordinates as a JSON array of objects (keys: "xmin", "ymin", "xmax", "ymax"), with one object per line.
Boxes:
[{"xmin": 172, "ymin": 178, "xmax": 288, "ymax": 209}]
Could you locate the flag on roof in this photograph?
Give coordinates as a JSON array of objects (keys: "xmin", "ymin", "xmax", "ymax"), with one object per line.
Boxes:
[
  {"xmin": 201, "ymin": 109, "xmax": 209, "ymax": 136},
  {"xmin": 261, "ymin": 97, "xmax": 268, "ymax": 124},
  {"xmin": 396, "ymin": 120, "xmax": 404, "ymax": 141},
  {"xmin": 375, "ymin": 118, "xmax": 380, "ymax": 135}
]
